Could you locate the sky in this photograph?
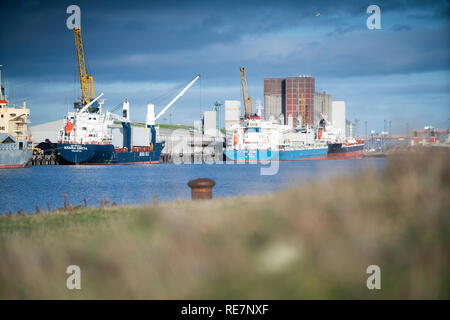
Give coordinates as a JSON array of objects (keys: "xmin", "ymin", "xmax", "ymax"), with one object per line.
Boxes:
[{"xmin": 0, "ymin": 0, "xmax": 449, "ymax": 134}]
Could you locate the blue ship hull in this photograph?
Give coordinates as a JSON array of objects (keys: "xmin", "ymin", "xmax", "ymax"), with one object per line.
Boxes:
[
  {"xmin": 58, "ymin": 143, "xmax": 164, "ymax": 165},
  {"xmin": 224, "ymin": 147, "xmax": 328, "ymax": 162}
]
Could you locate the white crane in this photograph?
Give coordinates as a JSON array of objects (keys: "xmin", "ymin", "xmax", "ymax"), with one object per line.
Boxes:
[
  {"xmin": 146, "ymin": 74, "xmax": 200, "ymax": 125},
  {"xmin": 77, "ymin": 92, "xmax": 104, "ymax": 114}
]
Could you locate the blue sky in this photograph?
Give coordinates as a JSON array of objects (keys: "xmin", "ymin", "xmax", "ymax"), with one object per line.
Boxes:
[{"xmin": 0, "ymin": 0, "xmax": 449, "ymax": 134}]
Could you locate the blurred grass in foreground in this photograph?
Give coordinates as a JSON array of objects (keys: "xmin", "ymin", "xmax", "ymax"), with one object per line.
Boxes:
[{"xmin": 0, "ymin": 149, "xmax": 449, "ymax": 299}]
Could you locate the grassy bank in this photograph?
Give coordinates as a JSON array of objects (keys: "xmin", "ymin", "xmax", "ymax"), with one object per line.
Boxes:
[{"xmin": 0, "ymin": 150, "xmax": 449, "ymax": 299}]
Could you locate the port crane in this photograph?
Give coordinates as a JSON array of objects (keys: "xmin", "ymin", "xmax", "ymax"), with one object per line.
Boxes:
[
  {"xmin": 154, "ymin": 75, "xmax": 201, "ymax": 122},
  {"xmin": 300, "ymin": 91, "xmax": 306, "ymax": 128},
  {"xmin": 73, "ymin": 27, "xmax": 96, "ymax": 109},
  {"xmin": 240, "ymin": 67, "xmax": 253, "ymax": 119},
  {"xmin": 145, "ymin": 75, "xmax": 201, "ymax": 126}
]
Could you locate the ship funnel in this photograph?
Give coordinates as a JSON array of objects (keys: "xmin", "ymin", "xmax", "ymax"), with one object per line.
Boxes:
[
  {"xmin": 122, "ymin": 99, "xmax": 130, "ymax": 120},
  {"xmin": 146, "ymin": 103, "xmax": 155, "ymax": 126}
]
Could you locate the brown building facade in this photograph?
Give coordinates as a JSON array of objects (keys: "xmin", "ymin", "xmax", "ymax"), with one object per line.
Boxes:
[{"xmin": 264, "ymin": 76, "xmax": 315, "ymax": 127}]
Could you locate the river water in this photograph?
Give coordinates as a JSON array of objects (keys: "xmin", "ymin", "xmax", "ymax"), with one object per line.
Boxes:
[{"xmin": 0, "ymin": 158, "xmax": 387, "ymax": 214}]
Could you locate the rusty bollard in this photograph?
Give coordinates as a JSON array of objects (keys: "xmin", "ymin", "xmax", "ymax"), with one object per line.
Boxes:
[{"xmin": 188, "ymin": 178, "xmax": 216, "ymax": 200}]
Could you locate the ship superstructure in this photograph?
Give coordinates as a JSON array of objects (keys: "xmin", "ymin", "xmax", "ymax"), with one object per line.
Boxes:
[{"xmin": 0, "ymin": 67, "xmax": 33, "ymax": 168}]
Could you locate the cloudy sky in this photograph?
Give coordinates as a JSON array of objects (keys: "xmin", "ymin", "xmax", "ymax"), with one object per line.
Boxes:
[{"xmin": 0, "ymin": 0, "xmax": 449, "ymax": 134}]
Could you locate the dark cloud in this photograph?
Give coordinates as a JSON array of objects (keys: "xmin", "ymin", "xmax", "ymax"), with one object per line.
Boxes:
[
  {"xmin": 1, "ymin": 0, "xmax": 449, "ymax": 80},
  {"xmin": 391, "ymin": 24, "xmax": 412, "ymax": 32},
  {"xmin": 0, "ymin": 0, "xmax": 449, "ymax": 129},
  {"xmin": 326, "ymin": 25, "xmax": 361, "ymax": 36}
]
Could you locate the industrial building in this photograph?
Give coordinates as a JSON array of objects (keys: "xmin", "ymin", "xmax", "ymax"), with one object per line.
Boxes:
[
  {"xmin": 263, "ymin": 78, "xmax": 284, "ymax": 122},
  {"xmin": 203, "ymin": 110, "xmax": 217, "ymax": 137},
  {"xmin": 224, "ymin": 100, "xmax": 241, "ymax": 131},
  {"xmin": 331, "ymin": 101, "xmax": 346, "ymax": 138},
  {"xmin": 264, "ymin": 75, "xmax": 315, "ymax": 127},
  {"xmin": 313, "ymin": 92, "xmax": 332, "ymax": 125},
  {"xmin": 29, "ymin": 120, "xmax": 63, "ymax": 143},
  {"xmin": 263, "ymin": 76, "xmax": 351, "ymax": 138},
  {"xmin": 346, "ymin": 120, "xmax": 357, "ymax": 138}
]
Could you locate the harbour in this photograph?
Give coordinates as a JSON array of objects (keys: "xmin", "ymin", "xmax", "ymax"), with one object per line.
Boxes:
[{"xmin": 0, "ymin": 0, "xmax": 449, "ymax": 304}]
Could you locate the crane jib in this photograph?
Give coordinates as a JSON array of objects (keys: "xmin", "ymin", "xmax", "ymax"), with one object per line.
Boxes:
[{"xmin": 73, "ymin": 27, "xmax": 96, "ymax": 106}]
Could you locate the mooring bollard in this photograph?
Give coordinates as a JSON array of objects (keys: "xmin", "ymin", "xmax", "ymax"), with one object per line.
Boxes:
[{"xmin": 187, "ymin": 178, "xmax": 216, "ymax": 200}]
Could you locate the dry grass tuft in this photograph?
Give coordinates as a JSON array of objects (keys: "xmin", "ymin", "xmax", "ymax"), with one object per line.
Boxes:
[{"xmin": 0, "ymin": 149, "xmax": 448, "ymax": 299}]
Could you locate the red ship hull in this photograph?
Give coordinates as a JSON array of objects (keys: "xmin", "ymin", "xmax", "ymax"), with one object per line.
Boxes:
[{"xmin": 327, "ymin": 141, "xmax": 365, "ymax": 159}]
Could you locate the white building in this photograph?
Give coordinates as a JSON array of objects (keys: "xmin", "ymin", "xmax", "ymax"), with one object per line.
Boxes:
[
  {"xmin": 224, "ymin": 100, "xmax": 241, "ymax": 131},
  {"xmin": 313, "ymin": 92, "xmax": 332, "ymax": 127},
  {"xmin": 346, "ymin": 120, "xmax": 357, "ymax": 138},
  {"xmin": 331, "ymin": 101, "xmax": 346, "ymax": 138},
  {"xmin": 203, "ymin": 110, "xmax": 217, "ymax": 137},
  {"xmin": 29, "ymin": 119, "xmax": 64, "ymax": 143}
]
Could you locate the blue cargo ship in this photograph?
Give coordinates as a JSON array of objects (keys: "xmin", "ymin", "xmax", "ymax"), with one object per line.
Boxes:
[
  {"xmin": 57, "ymin": 105, "xmax": 165, "ymax": 165},
  {"xmin": 58, "ymin": 126, "xmax": 164, "ymax": 165},
  {"xmin": 224, "ymin": 147, "xmax": 328, "ymax": 162},
  {"xmin": 225, "ymin": 115, "xmax": 328, "ymax": 162},
  {"xmin": 58, "ymin": 143, "xmax": 164, "ymax": 165}
]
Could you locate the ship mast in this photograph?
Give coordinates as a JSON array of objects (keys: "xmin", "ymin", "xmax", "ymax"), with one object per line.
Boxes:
[{"xmin": 0, "ymin": 65, "xmax": 4, "ymax": 101}]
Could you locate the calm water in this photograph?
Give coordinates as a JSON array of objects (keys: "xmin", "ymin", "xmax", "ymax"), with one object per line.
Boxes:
[{"xmin": 0, "ymin": 159, "xmax": 387, "ymax": 214}]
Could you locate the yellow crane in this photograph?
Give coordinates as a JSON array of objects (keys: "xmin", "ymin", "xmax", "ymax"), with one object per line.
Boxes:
[
  {"xmin": 240, "ymin": 67, "xmax": 253, "ymax": 118},
  {"xmin": 73, "ymin": 27, "xmax": 96, "ymax": 107},
  {"xmin": 300, "ymin": 91, "xmax": 306, "ymax": 128}
]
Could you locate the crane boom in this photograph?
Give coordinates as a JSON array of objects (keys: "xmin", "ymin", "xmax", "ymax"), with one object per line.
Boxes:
[
  {"xmin": 155, "ymin": 75, "xmax": 201, "ymax": 121},
  {"xmin": 77, "ymin": 93, "xmax": 104, "ymax": 114},
  {"xmin": 73, "ymin": 27, "xmax": 95, "ymax": 106},
  {"xmin": 240, "ymin": 67, "xmax": 253, "ymax": 118}
]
